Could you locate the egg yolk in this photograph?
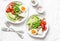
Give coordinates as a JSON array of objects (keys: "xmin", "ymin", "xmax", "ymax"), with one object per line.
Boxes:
[
  {"xmin": 32, "ymin": 30, "xmax": 36, "ymax": 34},
  {"xmin": 21, "ymin": 6, "xmax": 26, "ymax": 12}
]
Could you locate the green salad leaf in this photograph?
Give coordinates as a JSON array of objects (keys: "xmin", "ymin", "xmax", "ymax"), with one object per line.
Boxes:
[
  {"xmin": 14, "ymin": 5, "xmax": 20, "ymax": 13},
  {"xmin": 13, "ymin": 2, "xmax": 22, "ymax": 14},
  {"xmin": 27, "ymin": 15, "xmax": 40, "ymax": 29}
]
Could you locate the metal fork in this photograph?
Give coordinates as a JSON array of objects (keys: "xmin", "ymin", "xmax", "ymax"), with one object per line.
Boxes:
[{"xmin": 2, "ymin": 21, "xmax": 24, "ymax": 39}]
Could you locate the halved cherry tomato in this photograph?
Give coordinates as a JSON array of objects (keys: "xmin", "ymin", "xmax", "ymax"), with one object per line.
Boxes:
[
  {"xmin": 40, "ymin": 20, "xmax": 47, "ymax": 31},
  {"xmin": 40, "ymin": 20, "xmax": 46, "ymax": 25},
  {"xmin": 9, "ymin": 5, "xmax": 13, "ymax": 10},
  {"xmin": 6, "ymin": 7, "xmax": 10, "ymax": 13},
  {"xmin": 42, "ymin": 26, "xmax": 47, "ymax": 31},
  {"xmin": 8, "ymin": 2, "xmax": 14, "ymax": 6},
  {"xmin": 6, "ymin": 2, "xmax": 15, "ymax": 14},
  {"xmin": 11, "ymin": 9, "xmax": 15, "ymax": 14},
  {"xmin": 11, "ymin": 11, "xmax": 14, "ymax": 14},
  {"xmin": 40, "ymin": 24, "xmax": 44, "ymax": 28},
  {"xmin": 9, "ymin": 2, "xmax": 14, "ymax": 11}
]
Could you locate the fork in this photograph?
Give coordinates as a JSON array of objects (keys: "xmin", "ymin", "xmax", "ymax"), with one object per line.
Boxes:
[{"xmin": 2, "ymin": 21, "xmax": 24, "ymax": 39}]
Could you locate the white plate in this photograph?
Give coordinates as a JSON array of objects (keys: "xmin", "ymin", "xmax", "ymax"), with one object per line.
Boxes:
[
  {"xmin": 26, "ymin": 14, "xmax": 48, "ymax": 38},
  {"xmin": 5, "ymin": 1, "xmax": 29, "ymax": 24}
]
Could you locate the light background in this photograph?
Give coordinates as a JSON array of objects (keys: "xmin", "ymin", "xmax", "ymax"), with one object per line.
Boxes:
[{"xmin": 0, "ymin": 0, "xmax": 60, "ymax": 41}]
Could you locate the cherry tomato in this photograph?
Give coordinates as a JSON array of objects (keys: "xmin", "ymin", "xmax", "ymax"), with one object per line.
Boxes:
[
  {"xmin": 6, "ymin": 2, "xmax": 15, "ymax": 14},
  {"xmin": 6, "ymin": 7, "xmax": 10, "ymax": 13},
  {"xmin": 7, "ymin": 2, "xmax": 15, "ymax": 14},
  {"xmin": 40, "ymin": 20, "xmax": 46, "ymax": 25},
  {"xmin": 41, "ymin": 24, "xmax": 45, "ymax": 28},
  {"xmin": 11, "ymin": 11, "xmax": 14, "ymax": 14},
  {"xmin": 42, "ymin": 26, "xmax": 47, "ymax": 31},
  {"xmin": 9, "ymin": 2, "xmax": 14, "ymax": 10},
  {"xmin": 9, "ymin": 2, "xmax": 14, "ymax": 6},
  {"xmin": 9, "ymin": 5, "xmax": 13, "ymax": 10},
  {"xmin": 40, "ymin": 20, "xmax": 47, "ymax": 31},
  {"xmin": 11, "ymin": 9, "xmax": 15, "ymax": 14}
]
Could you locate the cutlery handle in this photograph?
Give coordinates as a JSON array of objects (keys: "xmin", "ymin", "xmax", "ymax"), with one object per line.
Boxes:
[
  {"xmin": 10, "ymin": 31, "xmax": 24, "ymax": 33},
  {"xmin": 10, "ymin": 28, "xmax": 24, "ymax": 39},
  {"xmin": 16, "ymin": 32, "xmax": 24, "ymax": 39},
  {"xmin": 5, "ymin": 21, "xmax": 10, "ymax": 27},
  {"xmin": 7, "ymin": 28, "xmax": 24, "ymax": 33},
  {"xmin": 4, "ymin": 21, "xmax": 24, "ymax": 39}
]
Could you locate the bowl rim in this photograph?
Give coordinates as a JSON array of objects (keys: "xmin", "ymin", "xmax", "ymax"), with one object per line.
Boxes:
[{"xmin": 5, "ymin": 1, "xmax": 29, "ymax": 24}]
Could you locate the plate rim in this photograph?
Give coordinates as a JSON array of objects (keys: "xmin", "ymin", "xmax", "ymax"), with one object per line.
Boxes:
[{"xmin": 25, "ymin": 14, "xmax": 48, "ymax": 38}]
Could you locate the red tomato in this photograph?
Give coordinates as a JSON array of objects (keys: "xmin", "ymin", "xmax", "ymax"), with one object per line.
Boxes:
[
  {"xmin": 9, "ymin": 2, "xmax": 14, "ymax": 6},
  {"xmin": 7, "ymin": 2, "xmax": 15, "ymax": 14},
  {"xmin": 11, "ymin": 9, "xmax": 15, "ymax": 14},
  {"xmin": 9, "ymin": 2, "xmax": 14, "ymax": 10},
  {"xmin": 40, "ymin": 20, "xmax": 47, "ymax": 31},
  {"xmin": 40, "ymin": 20, "xmax": 46, "ymax": 25},
  {"xmin": 43, "ymin": 21, "xmax": 46, "ymax": 25},
  {"xmin": 6, "ymin": 7, "xmax": 10, "ymax": 13},
  {"xmin": 40, "ymin": 24, "xmax": 44, "ymax": 28},
  {"xmin": 9, "ymin": 5, "xmax": 13, "ymax": 10},
  {"xmin": 6, "ymin": 2, "xmax": 15, "ymax": 14},
  {"xmin": 11, "ymin": 11, "xmax": 14, "ymax": 14},
  {"xmin": 42, "ymin": 26, "xmax": 47, "ymax": 31}
]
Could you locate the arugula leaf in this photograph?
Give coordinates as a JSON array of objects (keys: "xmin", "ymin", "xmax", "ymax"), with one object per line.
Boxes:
[{"xmin": 14, "ymin": 5, "xmax": 20, "ymax": 13}]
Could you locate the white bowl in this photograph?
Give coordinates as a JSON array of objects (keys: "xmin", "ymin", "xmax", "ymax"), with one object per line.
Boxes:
[
  {"xmin": 36, "ymin": 6, "xmax": 45, "ymax": 14},
  {"xmin": 31, "ymin": 0, "xmax": 38, "ymax": 7},
  {"xmin": 26, "ymin": 14, "xmax": 48, "ymax": 38},
  {"xmin": 5, "ymin": 1, "xmax": 29, "ymax": 24}
]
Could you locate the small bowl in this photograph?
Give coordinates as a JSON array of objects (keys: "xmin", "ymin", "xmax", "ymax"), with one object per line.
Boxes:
[
  {"xmin": 31, "ymin": 0, "xmax": 38, "ymax": 7},
  {"xmin": 36, "ymin": 6, "xmax": 45, "ymax": 14}
]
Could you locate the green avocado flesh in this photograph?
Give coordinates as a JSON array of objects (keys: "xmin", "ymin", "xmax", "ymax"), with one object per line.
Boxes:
[
  {"xmin": 7, "ymin": 13, "xmax": 20, "ymax": 22},
  {"xmin": 27, "ymin": 15, "xmax": 40, "ymax": 29}
]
